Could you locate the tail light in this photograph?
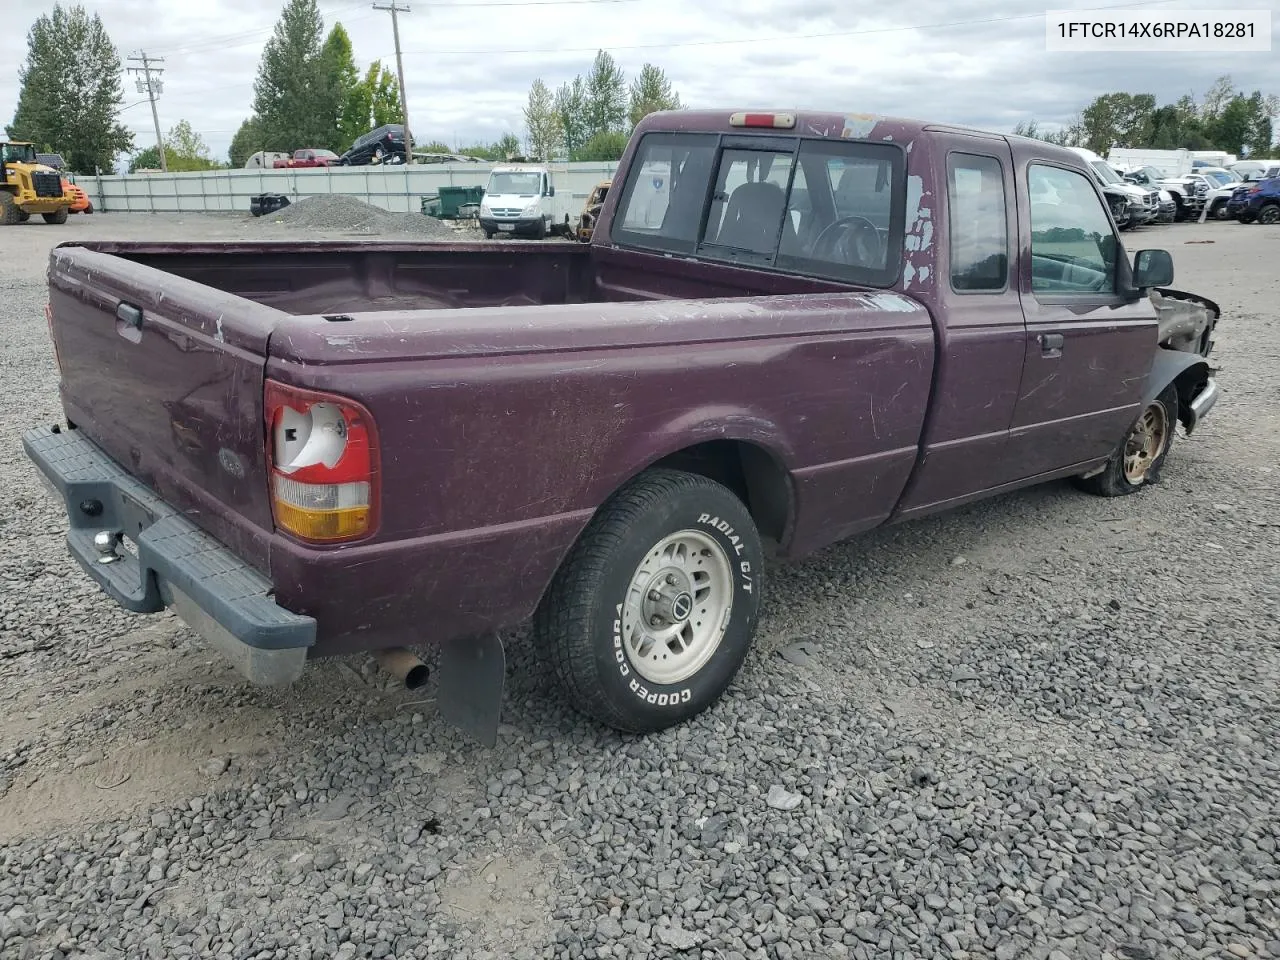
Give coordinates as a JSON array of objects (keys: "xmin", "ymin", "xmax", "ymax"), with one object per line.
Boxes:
[{"xmin": 264, "ymin": 381, "xmax": 379, "ymax": 543}]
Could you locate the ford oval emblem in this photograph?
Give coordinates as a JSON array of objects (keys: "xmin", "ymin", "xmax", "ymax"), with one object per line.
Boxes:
[{"xmin": 218, "ymin": 448, "xmax": 245, "ymax": 479}]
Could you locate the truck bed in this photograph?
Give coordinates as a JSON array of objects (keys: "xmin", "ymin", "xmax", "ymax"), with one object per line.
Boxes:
[
  {"xmin": 43, "ymin": 238, "xmax": 935, "ymax": 656},
  {"xmin": 74, "ymin": 239, "xmax": 859, "ymax": 315}
]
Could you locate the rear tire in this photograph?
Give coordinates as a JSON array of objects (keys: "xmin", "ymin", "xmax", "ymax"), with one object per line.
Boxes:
[
  {"xmin": 0, "ymin": 193, "xmax": 19, "ymax": 225},
  {"xmin": 42, "ymin": 208, "xmax": 68, "ymax": 224},
  {"xmin": 1073, "ymin": 384, "xmax": 1178, "ymax": 497},
  {"xmin": 1257, "ymin": 202, "xmax": 1280, "ymax": 225},
  {"xmin": 533, "ymin": 468, "xmax": 764, "ymax": 734}
]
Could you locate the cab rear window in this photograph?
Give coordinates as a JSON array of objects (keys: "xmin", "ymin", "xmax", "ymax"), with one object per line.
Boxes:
[{"xmin": 611, "ymin": 131, "xmax": 905, "ymax": 287}]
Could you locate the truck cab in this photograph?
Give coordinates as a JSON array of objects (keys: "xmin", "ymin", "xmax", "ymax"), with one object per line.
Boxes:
[{"xmin": 479, "ymin": 164, "xmax": 560, "ymax": 239}]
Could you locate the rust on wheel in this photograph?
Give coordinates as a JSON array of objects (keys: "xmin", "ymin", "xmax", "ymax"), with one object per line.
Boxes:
[{"xmin": 1123, "ymin": 402, "xmax": 1169, "ymax": 484}]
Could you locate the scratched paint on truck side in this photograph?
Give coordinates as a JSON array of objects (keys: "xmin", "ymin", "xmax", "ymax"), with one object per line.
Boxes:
[{"xmin": 902, "ymin": 173, "xmax": 936, "ymax": 291}]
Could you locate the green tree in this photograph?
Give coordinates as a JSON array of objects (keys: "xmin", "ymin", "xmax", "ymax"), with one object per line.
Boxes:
[
  {"xmin": 416, "ymin": 140, "xmax": 455, "ymax": 153},
  {"xmin": 494, "ymin": 132, "xmax": 521, "ymax": 158},
  {"xmin": 554, "ymin": 76, "xmax": 587, "ymax": 159},
  {"xmin": 628, "ymin": 63, "xmax": 682, "ymax": 128},
  {"xmin": 1011, "ymin": 118, "xmax": 1081, "ymax": 146},
  {"xmin": 129, "ymin": 121, "xmax": 222, "ymax": 172},
  {"xmin": 162, "ymin": 119, "xmax": 221, "ymax": 170},
  {"xmin": 576, "ymin": 129, "xmax": 629, "ymax": 161},
  {"xmin": 1079, "ymin": 92, "xmax": 1156, "ymax": 152},
  {"xmin": 6, "ymin": 3, "xmax": 134, "ymax": 171},
  {"xmin": 583, "ymin": 49, "xmax": 627, "ymax": 139},
  {"xmin": 364, "ymin": 61, "xmax": 402, "ymax": 127},
  {"xmin": 322, "ymin": 23, "xmax": 361, "ymax": 151},
  {"xmin": 250, "ymin": 0, "xmax": 329, "ymax": 150},
  {"xmin": 523, "ymin": 78, "xmax": 562, "ymax": 160},
  {"xmin": 228, "ymin": 116, "xmax": 266, "ymax": 166}
]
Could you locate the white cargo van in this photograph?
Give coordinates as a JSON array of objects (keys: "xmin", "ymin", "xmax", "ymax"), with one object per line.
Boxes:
[{"xmin": 478, "ymin": 164, "xmax": 576, "ymax": 239}]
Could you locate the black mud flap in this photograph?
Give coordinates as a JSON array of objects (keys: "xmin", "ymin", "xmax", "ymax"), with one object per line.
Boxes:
[{"xmin": 436, "ymin": 631, "xmax": 506, "ymax": 747}]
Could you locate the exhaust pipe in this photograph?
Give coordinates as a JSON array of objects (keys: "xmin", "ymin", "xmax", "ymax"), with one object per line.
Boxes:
[{"xmin": 371, "ymin": 647, "xmax": 430, "ymax": 690}]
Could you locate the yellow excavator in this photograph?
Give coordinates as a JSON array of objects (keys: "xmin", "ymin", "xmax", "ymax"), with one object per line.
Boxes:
[{"xmin": 1, "ymin": 141, "xmax": 76, "ymax": 225}]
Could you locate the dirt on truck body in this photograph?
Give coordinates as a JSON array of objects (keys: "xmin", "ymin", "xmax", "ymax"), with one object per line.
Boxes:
[{"xmin": 24, "ymin": 108, "xmax": 1221, "ymax": 745}]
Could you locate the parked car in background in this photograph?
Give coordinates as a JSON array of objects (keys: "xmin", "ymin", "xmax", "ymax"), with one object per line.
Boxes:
[
  {"xmin": 244, "ymin": 151, "xmax": 291, "ymax": 170},
  {"xmin": 1069, "ymin": 147, "xmax": 1159, "ymax": 228},
  {"xmin": 337, "ymin": 125, "xmax": 407, "ymax": 166},
  {"xmin": 1230, "ymin": 160, "xmax": 1280, "ymax": 180},
  {"xmin": 273, "ymin": 149, "xmax": 340, "ymax": 169},
  {"xmin": 1226, "ymin": 175, "xmax": 1280, "ymax": 224},
  {"xmin": 577, "ymin": 179, "xmax": 611, "ymax": 242},
  {"xmin": 1121, "ymin": 165, "xmax": 1207, "ymax": 221}
]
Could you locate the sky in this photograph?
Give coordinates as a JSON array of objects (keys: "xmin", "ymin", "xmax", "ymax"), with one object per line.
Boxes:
[{"xmin": 2, "ymin": 0, "xmax": 1277, "ymax": 167}]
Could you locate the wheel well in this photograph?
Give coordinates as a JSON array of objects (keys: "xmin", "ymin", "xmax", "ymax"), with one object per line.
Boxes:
[
  {"xmin": 1170, "ymin": 361, "xmax": 1210, "ymax": 430},
  {"xmin": 651, "ymin": 440, "xmax": 792, "ymax": 546}
]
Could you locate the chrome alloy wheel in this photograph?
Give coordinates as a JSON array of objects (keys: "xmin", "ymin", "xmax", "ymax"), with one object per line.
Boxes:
[{"xmin": 620, "ymin": 530, "xmax": 734, "ymax": 685}]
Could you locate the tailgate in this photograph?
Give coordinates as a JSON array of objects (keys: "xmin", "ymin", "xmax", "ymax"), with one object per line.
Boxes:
[{"xmin": 45, "ymin": 245, "xmax": 285, "ymax": 573}]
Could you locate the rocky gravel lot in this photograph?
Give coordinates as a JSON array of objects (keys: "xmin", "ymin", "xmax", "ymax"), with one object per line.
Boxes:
[{"xmin": 1, "ymin": 212, "xmax": 1278, "ymax": 960}]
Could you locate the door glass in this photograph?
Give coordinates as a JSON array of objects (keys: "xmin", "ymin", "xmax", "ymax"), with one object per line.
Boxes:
[
  {"xmin": 1028, "ymin": 164, "xmax": 1119, "ymax": 295},
  {"xmin": 947, "ymin": 153, "xmax": 1008, "ymax": 291}
]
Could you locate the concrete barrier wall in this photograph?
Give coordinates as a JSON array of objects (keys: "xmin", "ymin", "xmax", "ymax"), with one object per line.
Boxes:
[{"xmin": 78, "ymin": 162, "xmax": 621, "ymax": 216}]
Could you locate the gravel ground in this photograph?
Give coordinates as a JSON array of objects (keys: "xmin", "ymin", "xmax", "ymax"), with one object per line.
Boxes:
[
  {"xmin": 254, "ymin": 195, "xmax": 463, "ymax": 238},
  {"xmin": 1, "ymin": 212, "xmax": 1278, "ymax": 960}
]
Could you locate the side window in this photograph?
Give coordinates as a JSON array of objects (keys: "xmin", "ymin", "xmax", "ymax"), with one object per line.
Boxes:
[
  {"xmin": 1028, "ymin": 163, "xmax": 1119, "ymax": 295},
  {"xmin": 613, "ymin": 133, "xmax": 718, "ymax": 253},
  {"xmin": 947, "ymin": 153, "xmax": 1008, "ymax": 292}
]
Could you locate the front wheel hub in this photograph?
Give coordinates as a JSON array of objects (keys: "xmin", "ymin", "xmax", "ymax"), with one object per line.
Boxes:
[{"xmin": 1124, "ymin": 402, "xmax": 1169, "ymax": 484}]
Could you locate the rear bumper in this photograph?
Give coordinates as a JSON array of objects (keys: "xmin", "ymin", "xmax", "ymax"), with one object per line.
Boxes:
[{"xmin": 22, "ymin": 423, "xmax": 315, "ymax": 684}]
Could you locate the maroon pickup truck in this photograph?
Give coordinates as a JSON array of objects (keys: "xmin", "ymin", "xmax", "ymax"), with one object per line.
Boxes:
[{"xmin": 24, "ymin": 109, "xmax": 1222, "ymax": 745}]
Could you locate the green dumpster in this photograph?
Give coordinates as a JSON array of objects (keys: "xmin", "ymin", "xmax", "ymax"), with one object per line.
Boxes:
[{"xmin": 436, "ymin": 185, "xmax": 485, "ymax": 219}]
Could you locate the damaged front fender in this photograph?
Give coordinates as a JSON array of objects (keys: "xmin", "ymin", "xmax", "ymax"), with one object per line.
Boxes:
[{"xmin": 1151, "ymin": 287, "xmax": 1221, "ymax": 357}]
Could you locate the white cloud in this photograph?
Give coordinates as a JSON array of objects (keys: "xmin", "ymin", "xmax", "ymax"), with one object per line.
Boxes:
[{"xmin": 1, "ymin": 0, "xmax": 1276, "ymax": 163}]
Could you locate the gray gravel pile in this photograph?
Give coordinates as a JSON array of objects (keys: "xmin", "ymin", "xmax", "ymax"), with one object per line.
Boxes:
[
  {"xmin": 255, "ymin": 194, "xmax": 462, "ymax": 238},
  {"xmin": 1, "ymin": 214, "xmax": 1278, "ymax": 960}
]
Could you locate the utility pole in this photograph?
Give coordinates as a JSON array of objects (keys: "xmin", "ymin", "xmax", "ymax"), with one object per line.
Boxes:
[
  {"xmin": 126, "ymin": 51, "xmax": 167, "ymax": 172},
  {"xmin": 372, "ymin": 2, "xmax": 413, "ymax": 163}
]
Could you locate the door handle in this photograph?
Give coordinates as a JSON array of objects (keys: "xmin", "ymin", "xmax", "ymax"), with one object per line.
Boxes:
[{"xmin": 1039, "ymin": 332, "xmax": 1064, "ymax": 358}]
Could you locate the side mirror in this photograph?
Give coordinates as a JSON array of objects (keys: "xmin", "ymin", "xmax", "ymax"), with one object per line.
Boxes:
[
  {"xmin": 547, "ymin": 184, "xmax": 555, "ymax": 197},
  {"xmin": 1132, "ymin": 249, "xmax": 1173, "ymax": 289}
]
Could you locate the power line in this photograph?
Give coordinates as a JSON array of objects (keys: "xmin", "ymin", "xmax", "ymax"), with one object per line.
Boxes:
[
  {"xmin": 373, "ymin": 1, "xmax": 414, "ymax": 159},
  {"xmin": 126, "ymin": 51, "xmax": 168, "ymax": 172}
]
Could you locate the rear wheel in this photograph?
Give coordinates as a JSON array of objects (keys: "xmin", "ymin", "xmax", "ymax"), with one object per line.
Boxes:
[
  {"xmin": 1073, "ymin": 384, "xmax": 1178, "ymax": 497},
  {"xmin": 0, "ymin": 193, "xmax": 19, "ymax": 225},
  {"xmin": 533, "ymin": 468, "xmax": 764, "ymax": 733},
  {"xmin": 42, "ymin": 208, "xmax": 68, "ymax": 224},
  {"xmin": 1257, "ymin": 202, "xmax": 1280, "ymax": 225}
]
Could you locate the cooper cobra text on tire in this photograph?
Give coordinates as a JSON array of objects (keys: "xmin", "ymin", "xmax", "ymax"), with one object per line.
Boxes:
[
  {"xmin": 1073, "ymin": 383, "xmax": 1178, "ymax": 497},
  {"xmin": 533, "ymin": 467, "xmax": 764, "ymax": 733}
]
